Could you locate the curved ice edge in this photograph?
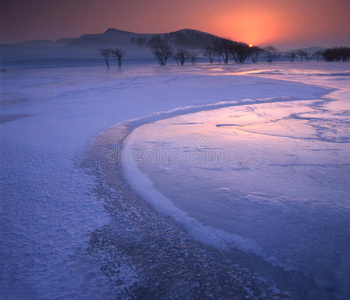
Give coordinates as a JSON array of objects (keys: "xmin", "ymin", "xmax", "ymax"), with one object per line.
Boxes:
[
  {"xmin": 96, "ymin": 94, "xmax": 331, "ymax": 140},
  {"xmin": 123, "ymin": 143, "xmax": 259, "ymax": 254},
  {"xmin": 119, "ymin": 98, "xmax": 319, "ymax": 272}
]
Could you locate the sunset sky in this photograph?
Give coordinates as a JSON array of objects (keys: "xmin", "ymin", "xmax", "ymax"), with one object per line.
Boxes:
[{"xmin": 1, "ymin": 0, "xmax": 349, "ymax": 50}]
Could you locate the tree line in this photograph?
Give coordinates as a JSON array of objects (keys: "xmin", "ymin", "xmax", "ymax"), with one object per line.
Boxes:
[
  {"xmin": 286, "ymin": 47, "xmax": 350, "ymax": 62},
  {"xmin": 148, "ymin": 39, "xmax": 279, "ymax": 66},
  {"xmin": 99, "ymin": 39, "xmax": 350, "ymax": 68},
  {"xmin": 322, "ymin": 47, "xmax": 350, "ymax": 62}
]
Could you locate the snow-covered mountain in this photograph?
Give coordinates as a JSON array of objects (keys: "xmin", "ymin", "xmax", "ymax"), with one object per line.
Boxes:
[
  {"xmin": 0, "ymin": 28, "xmax": 219, "ymax": 66},
  {"xmin": 62, "ymin": 28, "xmax": 218, "ymax": 49}
]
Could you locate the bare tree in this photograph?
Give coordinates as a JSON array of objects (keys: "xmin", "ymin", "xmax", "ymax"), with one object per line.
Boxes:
[
  {"xmin": 173, "ymin": 55, "xmax": 180, "ymax": 65},
  {"xmin": 174, "ymin": 49, "xmax": 190, "ymax": 65},
  {"xmin": 296, "ymin": 50, "xmax": 313, "ymax": 62},
  {"xmin": 189, "ymin": 51, "xmax": 199, "ymax": 64},
  {"xmin": 151, "ymin": 45, "xmax": 173, "ymax": 66},
  {"xmin": 250, "ymin": 46, "xmax": 264, "ymax": 63},
  {"xmin": 287, "ymin": 52, "xmax": 297, "ymax": 62},
  {"xmin": 314, "ymin": 50, "xmax": 324, "ymax": 61},
  {"xmin": 264, "ymin": 46, "xmax": 279, "ymax": 63},
  {"xmin": 306, "ymin": 51, "xmax": 315, "ymax": 62},
  {"xmin": 203, "ymin": 46, "xmax": 216, "ymax": 64},
  {"xmin": 111, "ymin": 49, "xmax": 126, "ymax": 68},
  {"xmin": 230, "ymin": 42, "xmax": 251, "ymax": 63},
  {"xmin": 99, "ymin": 48, "xmax": 111, "ymax": 69},
  {"xmin": 215, "ymin": 48, "xmax": 222, "ymax": 63},
  {"xmin": 213, "ymin": 38, "xmax": 233, "ymax": 64},
  {"xmin": 297, "ymin": 50, "xmax": 307, "ymax": 62}
]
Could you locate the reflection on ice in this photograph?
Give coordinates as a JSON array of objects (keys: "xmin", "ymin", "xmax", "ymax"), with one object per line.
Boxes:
[{"xmin": 123, "ymin": 73, "xmax": 350, "ymax": 297}]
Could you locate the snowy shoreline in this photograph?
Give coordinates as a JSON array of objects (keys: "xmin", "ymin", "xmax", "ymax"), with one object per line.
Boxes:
[
  {"xmin": 83, "ymin": 118, "xmax": 283, "ymax": 298},
  {"xmin": 83, "ymin": 110, "xmax": 322, "ymax": 299}
]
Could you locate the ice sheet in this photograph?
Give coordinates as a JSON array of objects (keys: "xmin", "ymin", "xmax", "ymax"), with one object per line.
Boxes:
[{"xmin": 1, "ymin": 62, "xmax": 349, "ymax": 298}]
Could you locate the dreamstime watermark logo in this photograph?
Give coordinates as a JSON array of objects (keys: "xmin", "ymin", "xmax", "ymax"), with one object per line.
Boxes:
[
  {"xmin": 107, "ymin": 138, "xmax": 236, "ymax": 164},
  {"xmin": 197, "ymin": 138, "xmax": 209, "ymax": 148}
]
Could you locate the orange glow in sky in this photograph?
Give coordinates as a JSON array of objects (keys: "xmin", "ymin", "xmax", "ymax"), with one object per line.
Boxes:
[
  {"xmin": 216, "ymin": 8, "xmax": 285, "ymax": 46},
  {"xmin": 1, "ymin": 0, "xmax": 349, "ymax": 50}
]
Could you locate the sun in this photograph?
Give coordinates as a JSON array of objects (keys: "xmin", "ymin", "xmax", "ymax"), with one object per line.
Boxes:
[{"xmin": 249, "ymin": 44, "xmax": 253, "ymax": 48}]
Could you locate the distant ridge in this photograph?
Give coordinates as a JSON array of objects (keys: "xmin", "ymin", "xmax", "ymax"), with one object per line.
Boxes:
[
  {"xmin": 61, "ymin": 28, "xmax": 219, "ymax": 49},
  {"xmin": 104, "ymin": 28, "xmax": 133, "ymax": 34}
]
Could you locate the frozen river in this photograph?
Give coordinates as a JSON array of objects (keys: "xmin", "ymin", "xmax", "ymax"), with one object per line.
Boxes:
[{"xmin": 1, "ymin": 62, "xmax": 349, "ymax": 299}]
